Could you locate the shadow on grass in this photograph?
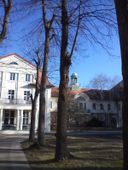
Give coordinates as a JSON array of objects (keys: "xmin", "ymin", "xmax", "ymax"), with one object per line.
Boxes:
[{"xmin": 0, "ymin": 160, "xmax": 122, "ymax": 170}]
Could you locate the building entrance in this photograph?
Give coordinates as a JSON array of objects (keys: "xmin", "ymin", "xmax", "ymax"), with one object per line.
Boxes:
[{"xmin": 3, "ymin": 110, "xmax": 15, "ymax": 129}]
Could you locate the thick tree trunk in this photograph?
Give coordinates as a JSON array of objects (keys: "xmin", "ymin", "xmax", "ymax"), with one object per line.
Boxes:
[
  {"xmin": 114, "ymin": 1, "xmax": 128, "ymax": 169},
  {"xmin": 55, "ymin": 0, "xmax": 71, "ymax": 161},
  {"xmin": 38, "ymin": 31, "xmax": 49, "ymax": 146},
  {"xmin": 55, "ymin": 60, "xmax": 71, "ymax": 161}
]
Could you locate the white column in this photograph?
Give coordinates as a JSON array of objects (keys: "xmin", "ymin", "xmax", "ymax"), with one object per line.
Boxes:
[
  {"xmin": 16, "ymin": 110, "xmax": 20, "ymax": 130},
  {"xmin": 20, "ymin": 110, "xmax": 23, "ymax": 130},
  {"xmin": 0, "ymin": 109, "xmax": 3, "ymax": 130}
]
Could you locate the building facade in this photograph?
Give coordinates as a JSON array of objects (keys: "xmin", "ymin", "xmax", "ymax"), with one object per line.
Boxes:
[
  {"xmin": 50, "ymin": 73, "xmax": 122, "ymax": 129},
  {"xmin": 0, "ymin": 54, "xmax": 51, "ymax": 132}
]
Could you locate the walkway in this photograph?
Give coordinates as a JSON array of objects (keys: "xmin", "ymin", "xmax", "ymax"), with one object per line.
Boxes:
[{"xmin": 0, "ymin": 133, "xmax": 31, "ymax": 170}]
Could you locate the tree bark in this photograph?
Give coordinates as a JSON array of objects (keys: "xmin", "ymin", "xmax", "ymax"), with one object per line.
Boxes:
[
  {"xmin": 37, "ymin": 0, "xmax": 55, "ymax": 146},
  {"xmin": 37, "ymin": 31, "xmax": 49, "ymax": 145},
  {"xmin": 0, "ymin": 0, "xmax": 12, "ymax": 43},
  {"xmin": 29, "ymin": 52, "xmax": 40, "ymax": 142},
  {"xmin": 29, "ymin": 92, "xmax": 39, "ymax": 142},
  {"xmin": 114, "ymin": 1, "xmax": 128, "ymax": 169},
  {"xmin": 55, "ymin": 0, "xmax": 71, "ymax": 161}
]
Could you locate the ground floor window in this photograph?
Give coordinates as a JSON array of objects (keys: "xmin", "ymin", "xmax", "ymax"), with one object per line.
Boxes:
[
  {"xmin": 4, "ymin": 110, "xmax": 15, "ymax": 125},
  {"xmin": 23, "ymin": 111, "xmax": 29, "ymax": 125}
]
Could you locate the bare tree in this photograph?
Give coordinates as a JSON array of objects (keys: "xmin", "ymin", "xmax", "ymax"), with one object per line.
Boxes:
[
  {"xmin": 55, "ymin": 0, "xmax": 116, "ymax": 161},
  {"xmin": 0, "ymin": 0, "xmax": 12, "ymax": 43},
  {"xmin": 88, "ymin": 74, "xmax": 120, "ymax": 90},
  {"xmin": 55, "ymin": 0, "xmax": 81, "ymax": 161},
  {"xmin": 114, "ymin": 1, "xmax": 128, "ymax": 169},
  {"xmin": 37, "ymin": 0, "xmax": 55, "ymax": 146}
]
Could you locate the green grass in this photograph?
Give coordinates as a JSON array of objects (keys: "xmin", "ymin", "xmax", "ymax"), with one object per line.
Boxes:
[{"xmin": 22, "ymin": 136, "xmax": 123, "ymax": 170}]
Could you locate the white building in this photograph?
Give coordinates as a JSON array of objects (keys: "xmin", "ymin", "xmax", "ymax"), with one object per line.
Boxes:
[
  {"xmin": 0, "ymin": 53, "xmax": 51, "ymax": 132},
  {"xmin": 50, "ymin": 73, "xmax": 122, "ymax": 129}
]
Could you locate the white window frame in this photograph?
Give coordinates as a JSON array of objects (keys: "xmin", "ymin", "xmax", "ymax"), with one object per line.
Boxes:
[
  {"xmin": 10, "ymin": 73, "xmax": 16, "ymax": 80},
  {"xmin": 8, "ymin": 90, "xmax": 15, "ymax": 100},
  {"xmin": 24, "ymin": 91, "xmax": 31, "ymax": 101},
  {"xmin": 25, "ymin": 74, "xmax": 31, "ymax": 82},
  {"xmin": 23, "ymin": 111, "xmax": 29, "ymax": 125}
]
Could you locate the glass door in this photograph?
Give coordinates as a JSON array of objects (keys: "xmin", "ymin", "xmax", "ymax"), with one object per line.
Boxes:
[{"xmin": 4, "ymin": 110, "xmax": 15, "ymax": 126}]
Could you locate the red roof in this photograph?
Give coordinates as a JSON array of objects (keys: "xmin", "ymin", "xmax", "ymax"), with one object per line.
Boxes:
[{"xmin": 51, "ymin": 87, "xmax": 89, "ymax": 97}]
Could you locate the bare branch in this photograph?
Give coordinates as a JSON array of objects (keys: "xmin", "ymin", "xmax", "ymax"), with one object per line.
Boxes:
[{"xmin": 69, "ymin": 1, "xmax": 81, "ymax": 58}]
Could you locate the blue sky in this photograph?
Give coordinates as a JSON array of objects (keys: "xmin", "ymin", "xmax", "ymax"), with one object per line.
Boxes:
[
  {"xmin": 0, "ymin": 1, "xmax": 122, "ymax": 87},
  {"xmin": 70, "ymin": 33, "xmax": 121, "ymax": 87}
]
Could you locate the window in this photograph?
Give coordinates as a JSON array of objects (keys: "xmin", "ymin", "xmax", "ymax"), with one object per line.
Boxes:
[
  {"xmin": 92, "ymin": 103, "xmax": 96, "ymax": 110},
  {"xmin": 23, "ymin": 111, "xmax": 29, "ymax": 125},
  {"xmin": 24, "ymin": 91, "xmax": 31, "ymax": 101},
  {"xmin": 10, "ymin": 73, "xmax": 16, "ymax": 80},
  {"xmin": 8, "ymin": 90, "xmax": 14, "ymax": 100},
  {"xmin": 4, "ymin": 110, "xmax": 15, "ymax": 125},
  {"xmin": 25, "ymin": 74, "xmax": 31, "ymax": 81},
  {"xmin": 100, "ymin": 104, "xmax": 104, "ymax": 110},
  {"xmin": 79, "ymin": 103, "xmax": 83, "ymax": 111},
  {"xmin": 84, "ymin": 103, "xmax": 86, "ymax": 110},
  {"xmin": 108, "ymin": 104, "xmax": 111, "ymax": 111}
]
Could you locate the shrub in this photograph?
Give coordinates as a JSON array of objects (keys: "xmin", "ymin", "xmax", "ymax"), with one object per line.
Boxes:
[{"xmin": 86, "ymin": 117, "xmax": 104, "ymax": 127}]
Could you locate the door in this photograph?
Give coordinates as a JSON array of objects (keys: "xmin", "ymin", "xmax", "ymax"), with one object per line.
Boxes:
[{"xmin": 4, "ymin": 110, "xmax": 15, "ymax": 127}]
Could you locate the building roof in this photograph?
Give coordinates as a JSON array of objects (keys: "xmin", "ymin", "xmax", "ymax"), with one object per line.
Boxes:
[
  {"xmin": 0, "ymin": 53, "xmax": 36, "ymax": 68},
  {"xmin": 51, "ymin": 87, "xmax": 123, "ymax": 101},
  {"xmin": 84, "ymin": 89, "xmax": 112, "ymax": 101},
  {"xmin": 51, "ymin": 87, "xmax": 89, "ymax": 97}
]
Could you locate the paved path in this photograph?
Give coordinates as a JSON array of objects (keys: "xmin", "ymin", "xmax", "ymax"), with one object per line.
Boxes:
[{"xmin": 0, "ymin": 133, "xmax": 31, "ymax": 170}]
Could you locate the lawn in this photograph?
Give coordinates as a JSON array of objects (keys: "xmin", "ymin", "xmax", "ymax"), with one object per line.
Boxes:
[{"xmin": 22, "ymin": 135, "xmax": 123, "ymax": 170}]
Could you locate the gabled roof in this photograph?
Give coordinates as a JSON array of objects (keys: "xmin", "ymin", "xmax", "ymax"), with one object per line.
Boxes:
[
  {"xmin": 0, "ymin": 53, "xmax": 36, "ymax": 68},
  {"xmin": 0, "ymin": 53, "xmax": 53, "ymax": 88}
]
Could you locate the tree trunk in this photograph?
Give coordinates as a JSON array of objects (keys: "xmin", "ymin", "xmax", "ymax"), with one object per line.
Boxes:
[
  {"xmin": 55, "ymin": 0, "xmax": 71, "ymax": 161},
  {"xmin": 37, "ymin": 30, "xmax": 50, "ymax": 145},
  {"xmin": 29, "ymin": 93, "xmax": 38, "ymax": 142},
  {"xmin": 37, "ymin": 0, "xmax": 54, "ymax": 146},
  {"xmin": 0, "ymin": 0, "xmax": 12, "ymax": 43},
  {"xmin": 114, "ymin": 1, "xmax": 128, "ymax": 169}
]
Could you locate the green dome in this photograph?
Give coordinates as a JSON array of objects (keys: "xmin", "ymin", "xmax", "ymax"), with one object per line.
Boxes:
[{"xmin": 71, "ymin": 73, "xmax": 78, "ymax": 79}]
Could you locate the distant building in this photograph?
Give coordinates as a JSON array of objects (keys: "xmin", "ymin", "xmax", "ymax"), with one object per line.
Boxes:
[{"xmin": 50, "ymin": 73, "xmax": 122, "ymax": 129}]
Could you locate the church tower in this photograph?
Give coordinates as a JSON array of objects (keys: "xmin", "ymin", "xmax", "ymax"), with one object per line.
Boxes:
[{"xmin": 70, "ymin": 73, "xmax": 80, "ymax": 90}]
